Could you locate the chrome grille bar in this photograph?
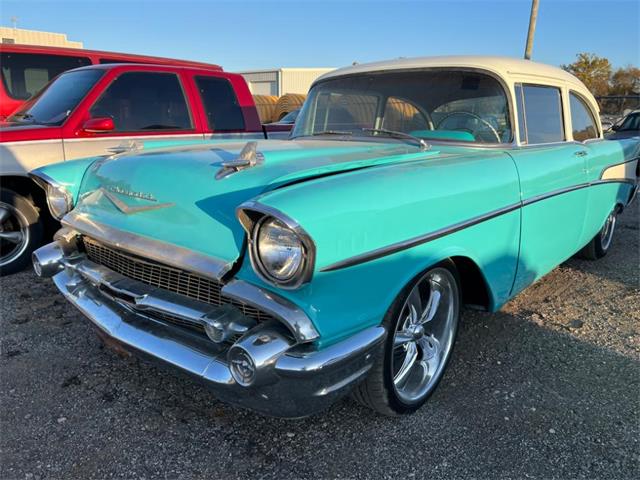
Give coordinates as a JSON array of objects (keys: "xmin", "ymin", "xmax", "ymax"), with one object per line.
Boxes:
[{"xmin": 82, "ymin": 236, "xmax": 274, "ymax": 323}]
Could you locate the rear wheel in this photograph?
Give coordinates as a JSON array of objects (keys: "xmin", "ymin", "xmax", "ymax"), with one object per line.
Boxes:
[
  {"xmin": 0, "ymin": 188, "xmax": 43, "ymax": 275},
  {"xmin": 353, "ymin": 262, "xmax": 461, "ymax": 415},
  {"xmin": 578, "ymin": 208, "xmax": 617, "ymax": 260}
]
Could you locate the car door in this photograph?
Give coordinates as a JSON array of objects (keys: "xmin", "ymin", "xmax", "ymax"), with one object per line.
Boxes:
[
  {"xmin": 510, "ymin": 83, "xmax": 589, "ymax": 295},
  {"xmin": 62, "ymin": 69, "xmax": 204, "ymax": 160},
  {"xmin": 194, "ymin": 74, "xmax": 264, "ymax": 141},
  {"xmin": 568, "ymin": 91, "xmax": 631, "ymax": 247}
]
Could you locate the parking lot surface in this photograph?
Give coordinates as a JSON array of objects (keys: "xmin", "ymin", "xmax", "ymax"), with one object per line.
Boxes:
[{"xmin": 1, "ymin": 201, "xmax": 638, "ymax": 480}]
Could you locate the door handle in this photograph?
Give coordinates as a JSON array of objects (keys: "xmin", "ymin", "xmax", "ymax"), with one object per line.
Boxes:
[{"xmin": 574, "ymin": 150, "xmax": 588, "ymax": 157}]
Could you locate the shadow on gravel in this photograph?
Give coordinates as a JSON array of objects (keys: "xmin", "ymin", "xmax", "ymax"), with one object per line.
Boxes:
[{"xmin": 3, "ymin": 303, "xmax": 636, "ymax": 479}]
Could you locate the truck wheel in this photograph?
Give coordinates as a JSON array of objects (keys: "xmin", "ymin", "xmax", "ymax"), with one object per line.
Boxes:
[
  {"xmin": 578, "ymin": 208, "xmax": 617, "ymax": 260},
  {"xmin": 353, "ymin": 262, "xmax": 461, "ymax": 415},
  {"xmin": 0, "ymin": 188, "xmax": 43, "ymax": 275}
]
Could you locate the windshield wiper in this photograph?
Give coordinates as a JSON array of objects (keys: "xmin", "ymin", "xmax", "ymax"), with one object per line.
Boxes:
[
  {"xmin": 310, "ymin": 130, "xmax": 354, "ymax": 137},
  {"xmin": 362, "ymin": 128, "xmax": 429, "ymax": 150}
]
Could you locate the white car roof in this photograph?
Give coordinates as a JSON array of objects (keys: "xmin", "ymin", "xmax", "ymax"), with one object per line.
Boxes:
[{"xmin": 317, "ymin": 55, "xmax": 597, "ymax": 108}]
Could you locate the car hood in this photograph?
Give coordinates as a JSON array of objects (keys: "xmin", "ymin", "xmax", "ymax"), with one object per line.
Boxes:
[{"xmin": 71, "ymin": 139, "xmax": 447, "ymax": 268}]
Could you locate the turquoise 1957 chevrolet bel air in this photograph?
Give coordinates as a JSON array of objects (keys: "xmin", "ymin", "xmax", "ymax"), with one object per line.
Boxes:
[{"xmin": 30, "ymin": 57, "xmax": 639, "ymax": 417}]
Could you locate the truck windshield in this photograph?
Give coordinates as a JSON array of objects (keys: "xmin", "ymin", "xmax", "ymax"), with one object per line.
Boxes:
[
  {"xmin": 292, "ymin": 69, "xmax": 512, "ymax": 145},
  {"xmin": 7, "ymin": 69, "xmax": 105, "ymax": 126}
]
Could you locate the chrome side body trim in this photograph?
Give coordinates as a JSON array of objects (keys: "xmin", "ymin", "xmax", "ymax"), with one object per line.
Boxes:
[
  {"xmin": 320, "ymin": 178, "xmax": 637, "ymax": 272},
  {"xmin": 62, "ymin": 210, "xmax": 233, "ymax": 280},
  {"xmin": 598, "ymin": 157, "xmax": 639, "ymax": 182},
  {"xmin": 520, "ymin": 183, "xmax": 590, "ymax": 207},
  {"xmin": 321, "ymin": 202, "xmax": 521, "ymax": 272}
]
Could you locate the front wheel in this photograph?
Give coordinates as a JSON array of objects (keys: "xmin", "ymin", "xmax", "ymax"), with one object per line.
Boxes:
[
  {"xmin": 0, "ymin": 188, "xmax": 43, "ymax": 275},
  {"xmin": 353, "ymin": 263, "xmax": 461, "ymax": 415},
  {"xmin": 578, "ymin": 208, "xmax": 618, "ymax": 260}
]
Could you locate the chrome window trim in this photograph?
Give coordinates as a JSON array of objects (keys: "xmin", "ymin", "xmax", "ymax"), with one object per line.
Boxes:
[
  {"xmin": 237, "ymin": 201, "xmax": 316, "ymax": 290},
  {"xmin": 568, "ymin": 89, "xmax": 602, "ymax": 140},
  {"xmin": 62, "ymin": 210, "xmax": 233, "ymax": 281},
  {"xmin": 299, "ymin": 66, "xmax": 517, "ymax": 148},
  {"xmin": 516, "ymin": 82, "xmax": 566, "ymax": 146}
]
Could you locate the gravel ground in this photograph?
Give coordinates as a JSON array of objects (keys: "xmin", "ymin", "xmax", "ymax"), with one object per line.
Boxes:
[{"xmin": 1, "ymin": 201, "xmax": 638, "ymax": 480}]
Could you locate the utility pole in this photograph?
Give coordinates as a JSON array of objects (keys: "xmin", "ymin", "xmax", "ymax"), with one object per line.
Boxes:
[{"xmin": 524, "ymin": 0, "xmax": 539, "ymax": 60}]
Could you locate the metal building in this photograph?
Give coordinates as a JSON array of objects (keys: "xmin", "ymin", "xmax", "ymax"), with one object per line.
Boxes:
[
  {"xmin": 0, "ymin": 27, "xmax": 83, "ymax": 48},
  {"xmin": 239, "ymin": 68, "xmax": 335, "ymax": 96}
]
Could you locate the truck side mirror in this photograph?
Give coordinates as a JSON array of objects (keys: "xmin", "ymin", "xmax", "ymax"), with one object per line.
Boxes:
[{"xmin": 82, "ymin": 117, "xmax": 114, "ymax": 133}]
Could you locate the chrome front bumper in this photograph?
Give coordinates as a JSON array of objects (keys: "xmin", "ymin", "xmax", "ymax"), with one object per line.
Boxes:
[{"xmin": 34, "ymin": 241, "xmax": 385, "ymax": 418}]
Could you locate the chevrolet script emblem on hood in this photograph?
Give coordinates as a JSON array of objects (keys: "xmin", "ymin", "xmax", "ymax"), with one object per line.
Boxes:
[{"xmin": 101, "ymin": 187, "xmax": 174, "ymax": 214}]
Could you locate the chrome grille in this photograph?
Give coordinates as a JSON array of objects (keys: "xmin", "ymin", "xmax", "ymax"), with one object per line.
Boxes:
[{"xmin": 82, "ymin": 236, "xmax": 273, "ymax": 323}]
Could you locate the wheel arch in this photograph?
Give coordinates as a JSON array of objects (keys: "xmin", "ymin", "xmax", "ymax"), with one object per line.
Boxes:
[{"xmin": 1, "ymin": 174, "xmax": 57, "ymax": 235}]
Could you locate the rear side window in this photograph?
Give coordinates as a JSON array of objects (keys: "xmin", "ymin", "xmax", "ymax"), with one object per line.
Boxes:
[
  {"xmin": 0, "ymin": 52, "xmax": 91, "ymax": 100},
  {"xmin": 195, "ymin": 76, "xmax": 245, "ymax": 131},
  {"xmin": 518, "ymin": 84, "xmax": 564, "ymax": 144},
  {"xmin": 570, "ymin": 92, "xmax": 599, "ymax": 141},
  {"xmin": 90, "ymin": 71, "xmax": 192, "ymax": 132}
]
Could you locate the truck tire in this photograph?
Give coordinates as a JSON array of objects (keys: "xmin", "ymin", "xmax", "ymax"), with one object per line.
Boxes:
[
  {"xmin": 0, "ymin": 188, "xmax": 43, "ymax": 275},
  {"xmin": 353, "ymin": 261, "xmax": 461, "ymax": 415}
]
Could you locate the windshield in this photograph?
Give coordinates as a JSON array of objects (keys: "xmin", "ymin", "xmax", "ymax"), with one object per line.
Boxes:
[
  {"xmin": 618, "ymin": 112, "xmax": 640, "ymax": 131},
  {"xmin": 7, "ymin": 69, "xmax": 105, "ymax": 126},
  {"xmin": 292, "ymin": 69, "xmax": 512, "ymax": 144}
]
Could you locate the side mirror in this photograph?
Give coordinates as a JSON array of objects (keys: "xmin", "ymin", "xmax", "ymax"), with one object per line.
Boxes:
[
  {"xmin": 82, "ymin": 117, "xmax": 114, "ymax": 133},
  {"xmin": 611, "ymin": 124, "xmax": 620, "ymax": 131}
]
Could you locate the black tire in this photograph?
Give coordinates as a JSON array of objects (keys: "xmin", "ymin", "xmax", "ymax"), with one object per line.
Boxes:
[
  {"xmin": 0, "ymin": 188, "xmax": 43, "ymax": 275},
  {"xmin": 578, "ymin": 208, "xmax": 618, "ymax": 260},
  {"xmin": 353, "ymin": 260, "xmax": 461, "ymax": 415}
]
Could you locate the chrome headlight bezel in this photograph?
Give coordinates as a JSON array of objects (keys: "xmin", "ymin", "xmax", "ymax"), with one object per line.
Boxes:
[
  {"xmin": 45, "ymin": 183, "xmax": 74, "ymax": 220},
  {"xmin": 29, "ymin": 172, "xmax": 74, "ymax": 220},
  {"xmin": 238, "ymin": 203, "xmax": 316, "ymax": 289}
]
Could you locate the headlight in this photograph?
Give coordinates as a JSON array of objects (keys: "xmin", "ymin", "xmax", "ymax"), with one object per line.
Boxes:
[
  {"xmin": 256, "ymin": 217, "xmax": 303, "ymax": 280},
  {"xmin": 248, "ymin": 213, "xmax": 315, "ymax": 288},
  {"xmin": 46, "ymin": 184, "xmax": 73, "ymax": 220}
]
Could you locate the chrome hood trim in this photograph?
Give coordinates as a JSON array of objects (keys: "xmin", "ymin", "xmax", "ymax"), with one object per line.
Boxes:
[{"xmin": 62, "ymin": 210, "xmax": 233, "ymax": 281}]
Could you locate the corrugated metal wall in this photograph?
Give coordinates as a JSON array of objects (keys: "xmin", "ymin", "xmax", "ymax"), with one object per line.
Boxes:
[
  {"xmin": 240, "ymin": 68, "xmax": 334, "ymax": 96},
  {"xmin": 280, "ymin": 69, "xmax": 334, "ymax": 96},
  {"xmin": 241, "ymin": 71, "xmax": 279, "ymax": 96},
  {"xmin": 0, "ymin": 27, "xmax": 83, "ymax": 48}
]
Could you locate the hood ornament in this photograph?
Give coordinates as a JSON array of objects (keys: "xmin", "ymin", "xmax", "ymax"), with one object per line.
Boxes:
[
  {"xmin": 100, "ymin": 187, "xmax": 174, "ymax": 215},
  {"xmin": 216, "ymin": 141, "xmax": 264, "ymax": 180}
]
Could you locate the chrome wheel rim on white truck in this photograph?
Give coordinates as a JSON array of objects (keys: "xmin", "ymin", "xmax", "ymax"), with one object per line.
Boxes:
[{"xmin": 0, "ymin": 202, "xmax": 30, "ymax": 268}]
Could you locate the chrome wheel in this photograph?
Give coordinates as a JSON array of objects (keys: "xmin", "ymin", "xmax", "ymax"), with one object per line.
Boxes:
[
  {"xmin": 600, "ymin": 210, "xmax": 616, "ymax": 251},
  {"xmin": 0, "ymin": 201, "xmax": 30, "ymax": 268},
  {"xmin": 391, "ymin": 268, "xmax": 459, "ymax": 404}
]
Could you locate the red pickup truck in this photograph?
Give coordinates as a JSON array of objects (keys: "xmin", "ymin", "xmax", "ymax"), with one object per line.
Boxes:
[{"xmin": 0, "ymin": 62, "xmax": 291, "ymax": 274}]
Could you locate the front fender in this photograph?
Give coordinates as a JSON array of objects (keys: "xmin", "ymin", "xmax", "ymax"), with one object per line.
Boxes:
[
  {"xmin": 236, "ymin": 149, "xmax": 522, "ymax": 345},
  {"xmin": 30, "ymin": 156, "xmax": 100, "ymax": 203}
]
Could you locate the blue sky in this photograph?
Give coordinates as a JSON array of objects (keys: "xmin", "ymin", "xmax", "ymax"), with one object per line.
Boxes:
[{"xmin": 2, "ymin": 0, "xmax": 638, "ymax": 71}]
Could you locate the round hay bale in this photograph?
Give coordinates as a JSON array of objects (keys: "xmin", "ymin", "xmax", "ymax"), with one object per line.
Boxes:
[
  {"xmin": 274, "ymin": 93, "xmax": 306, "ymax": 121},
  {"xmin": 252, "ymin": 95, "xmax": 279, "ymax": 123}
]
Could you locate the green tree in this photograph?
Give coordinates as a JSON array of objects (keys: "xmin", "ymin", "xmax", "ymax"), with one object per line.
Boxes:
[
  {"xmin": 562, "ymin": 53, "xmax": 612, "ymax": 97},
  {"xmin": 610, "ymin": 66, "xmax": 640, "ymax": 95}
]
